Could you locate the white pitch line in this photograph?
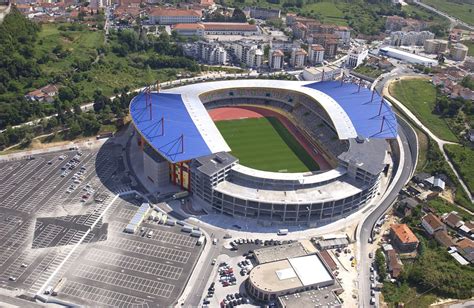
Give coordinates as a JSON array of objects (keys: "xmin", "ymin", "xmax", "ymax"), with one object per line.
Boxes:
[{"xmin": 35, "ymin": 191, "xmax": 133, "ymax": 297}]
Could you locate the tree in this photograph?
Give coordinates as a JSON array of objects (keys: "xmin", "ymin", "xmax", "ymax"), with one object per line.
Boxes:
[
  {"xmin": 375, "ymin": 249, "xmax": 387, "ymax": 281},
  {"xmin": 58, "ymin": 86, "xmax": 76, "ymax": 102}
]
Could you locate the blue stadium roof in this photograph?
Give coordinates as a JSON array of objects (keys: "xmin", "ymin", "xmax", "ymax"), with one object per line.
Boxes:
[
  {"xmin": 130, "ymin": 92, "xmax": 229, "ymax": 163},
  {"xmin": 304, "ymin": 81, "xmax": 398, "ymax": 139}
]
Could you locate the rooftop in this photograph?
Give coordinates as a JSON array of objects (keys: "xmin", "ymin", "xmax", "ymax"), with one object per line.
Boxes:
[
  {"xmin": 202, "ymin": 22, "xmax": 258, "ymax": 31},
  {"xmin": 249, "ymin": 254, "xmax": 334, "ymax": 293},
  {"xmin": 391, "ymin": 224, "xmax": 419, "ymax": 244},
  {"xmin": 130, "ymin": 91, "xmax": 230, "ymax": 163},
  {"xmin": 254, "ymin": 242, "xmax": 308, "ymax": 264},
  {"xmin": 150, "ymin": 8, "xmax": 202, "ymax": 17},
  {"xmin": 173, "ymin": 23, "xmax": 205, "ymax": 30},
  {"xmin": 305, "ymin": 81, "xmax": 398, "ymax": 139},
  {"xmin": 277, "ymin": 285, "xmax": 342, "ymax": 308},
  {"xmin": 422, "ymin": 213, "xmax": 444, "ymax": 231}
]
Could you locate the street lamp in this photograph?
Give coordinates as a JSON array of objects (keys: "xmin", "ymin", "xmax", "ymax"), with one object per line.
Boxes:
[{"xmin": 306, "ymin": 206, "xmax": 311, "ymax": 226}]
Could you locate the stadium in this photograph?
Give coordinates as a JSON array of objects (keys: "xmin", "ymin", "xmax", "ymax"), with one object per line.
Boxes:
[{"xmin": 129, "ymin": 79, "xmax": 398, "ymax": 226}]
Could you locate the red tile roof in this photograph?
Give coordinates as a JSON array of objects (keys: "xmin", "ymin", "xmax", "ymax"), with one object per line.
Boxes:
[
  {"xmin": 150, "ymin": 8, "xmax": 202, "ymax": 17},
  {"xmin": 173, "ymin": 23, "xmax": 204, "ymax": 30},
  {"xmin": 422, "ymin": 213, "xmax": 444, "ymax": 231},
  {"xmin": 203, "ymin": 22, "xmax": 257, "ymax": 31},
  {"xmin": 391, "ymin": 224, "xmax": 419, "ymax": 244}
]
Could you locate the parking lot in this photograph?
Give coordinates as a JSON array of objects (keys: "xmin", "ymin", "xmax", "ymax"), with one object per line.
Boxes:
[
  {"xmin": 0, "ymin": 137, "xmax": 204, "ymax": 307},
  {"xmin": 56, "ymin": 196, "xmax": 204, "ymax": 307}
]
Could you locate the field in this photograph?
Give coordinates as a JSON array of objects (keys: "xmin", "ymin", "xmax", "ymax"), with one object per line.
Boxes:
[
  {"xmin": 300, "ymin": 2, "xmax": 347, "ymax": 26},
  {"xmin": 390, "ymin": 79, "xmax": 458, "ymax": 142},
  {"xmin": 35, "ymin": 23, "xmax": 181, "ymax": 97},
  {"xmin": 444, "ymin": 144, "xmax": 474, "ymax": 195},
  {"xmin": 215, "ymin": 117, "xmax": 319, "ymax": 172},
  {"xmin": 464, "ymin": 40, "xmax": 474, "ymax": 57},
  {"xmin": 422, "ymin": 0, "xmax": 474, "ymax": 26}
]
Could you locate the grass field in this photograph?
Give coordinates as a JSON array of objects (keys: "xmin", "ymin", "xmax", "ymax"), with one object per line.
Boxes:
[
  {"xmin": 422, "ymin": 0, "xmax": 474, "ymax": 26},
  {"xmin": 215, "ymin": 117, "xmax": 319, "ymax": 172},
  {"xmin": 390, "ymin": 79, "xmax": 458, "ymax": 142},
  {"xmin": 444, "ymin": 144, "xmax": 474, "ymax": 195},
  {"xmin": 464, "ymin": 40, "xmax": 474, "ymax": 57},
  {"xmin": 301, "ymin": 2, "xmax": 347, "ymax": 26}
]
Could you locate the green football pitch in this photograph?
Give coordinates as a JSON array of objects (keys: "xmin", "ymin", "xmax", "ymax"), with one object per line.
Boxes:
[{"xmin": 215, "ymin": 117, "xmax": 319, "ymax": 172}]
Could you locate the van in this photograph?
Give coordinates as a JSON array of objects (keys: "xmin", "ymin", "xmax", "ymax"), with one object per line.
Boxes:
[
  {"xmin": 277, "ymin": 229, "xmax": 288, "ymax": 236},
  {"xmin": 191, "ymin": 230, "xmax": 202, "ymax": 237},
  {"xmin": 44, "ymin": 286, "xmax": 53, "ymax": 295},
  {"xmin": 181, "ymin": 225, "xmax": 193, "ymax": 233},
  {"xmin": 370, "ymin": 297, "xmax": 375, "ymax": 305}
]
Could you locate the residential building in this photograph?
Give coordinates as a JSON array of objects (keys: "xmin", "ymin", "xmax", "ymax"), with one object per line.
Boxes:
[
  {"xmin": 434, "ymin": 230, "xmax": 455, "ymax": 247},
  {"xmin": 424, "ymin": 176, "xmax": 445, "ymax": 191},
  {"xmin": 269, "ymin": 49, "xmax": 284, "ymax": 70},
  {"xmin": 309, "ymin": 33, "xmax": 339, "ymax": 58},
  {"xmin": 290, "ymin": 47, "xmax": 307, "ymax": 68},
  {"xmin": 442, "ymin": 212, "xmax": 463, "ymax": 229},
  {"xmin": 346, "ymin": 47, "xmax": 368, "ymax": 68},
  {"xmin": 246, "ymin": 7, "xmax": 280, "ymax": 20},
  {"xmin": 390, "ymin": 224, "xmax": 419, "ymax": 252},
  {"xmin": 451, "ymin": 43, "xmax": 468, "ymax": 61},
  {"xmin": 390, "ymin": 31, "xmax": 435, "ymax": 47},
  {"xmin": 25, "ymin": 84, "xmax": 59, "ymax": 103},
  {"xmin": 424, "ymin": 39, "xmax": 448, "ymax": 54},
  {"xmin": 421, "ymin": 213, "xmax": 445, "ymax": 235},
  {"xmin": 231, "ymin": 42, "xmax": 264, "ymax": 68},
  {"xmin": 307, "ymin": 44, "xmax": 324, "ymax": 65},
  {"xmin": 149, "ymin": 8, "xmax": 202, "ymax": 25},
  {"xmin": 456, "ymin": 238, "xmax": 474, "ymax": 263},
  {"xmin": 197, "ymin": 41, "xmax": 227, "ymax": 65},
  {"xmin": 398, "ymin": 197, "xmax": 419, "ymax": 217},
  {"xmin": 387, "ymin": 249, "xmax": 402, "ymax": 279},
  {"xmin": 334, "ymin": 26, "xmax": 351, "ymax": 47}
]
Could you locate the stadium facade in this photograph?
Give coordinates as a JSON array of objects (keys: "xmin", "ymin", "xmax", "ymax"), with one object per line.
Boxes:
[{"xmin": 129, "ymin": 80, "xmax": 398, "ymax": 225}]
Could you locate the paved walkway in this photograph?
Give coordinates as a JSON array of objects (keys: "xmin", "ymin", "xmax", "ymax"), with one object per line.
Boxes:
[{"xmin": 383, "ymin": 79, "xmax": 473, "ymax": 203}]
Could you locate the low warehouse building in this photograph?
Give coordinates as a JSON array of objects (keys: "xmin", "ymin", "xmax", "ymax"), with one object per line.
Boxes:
[{"xmin": 248, "ymin": 254, "xmax": 335, "ymax": 302}]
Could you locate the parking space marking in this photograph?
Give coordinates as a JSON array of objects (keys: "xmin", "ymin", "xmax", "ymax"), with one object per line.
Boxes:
[
  {"xmin": 101, "ymin": 237, "xmax": 191, "ymax": 264},
  {"xmin": 62, "ymin": 281, "xmax": 150, "ymax": 307},
  {"xmin": 84, "ymin": 248, "xmax": 183, "ymax": 280},
  {"xmin": 32, "ymin": 224, "xmax": 64, "ymax": 249},
  {"xmin": 0, "ymin": 221, "xmax": 35, "ymax": 267},
  {"xmin": 73, "ymin": 264, "xmax": 175, "ymax": 298}
]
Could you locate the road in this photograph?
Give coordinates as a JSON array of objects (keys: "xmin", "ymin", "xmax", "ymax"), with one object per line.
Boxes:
[
  {"xmin": 357, "ymin": 119, "xmax": 416, "ymax": 307},
  {"xmin": 357, "ymin": 67, "xmax": 419, "ymax": 307}
]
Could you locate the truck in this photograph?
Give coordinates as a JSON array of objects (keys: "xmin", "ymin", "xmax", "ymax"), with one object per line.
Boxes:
[
  {"xmin": 173, "ymin": 191, "xmax": 189, "ymax": 200},
  {"xmin": 181, "ymin": 225, "xmax": 193, "ymax": 233},
  {"xmin": 197, "ymin": 235, "xmax": 205, "ymax": 246},
  {"xmin": 277, "ymin": 229, "xmax": 288, "ymax": 236},
  {"xmin": 191, "ymin": 230, "xmax": 202, "ymax": 237}
]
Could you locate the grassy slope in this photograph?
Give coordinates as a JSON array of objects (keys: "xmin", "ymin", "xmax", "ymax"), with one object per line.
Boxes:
[
  {"xmin": 36, "ymin": 24, "xmax": 103, "ymax": 75},
  {"xmin": 215, "ymin": 117, "xmax": 319, "ymax": 172},
  {"xmin": 35, "ymin": 23, "xmax": 180, "ymax": 97},
  {"xmin": 300, "ymin": 2, "xmax": 347, "ymax": 26},
  {"xmin": 390, "ymin": 79, "xmax": 458, "ymax": 142},
  {"xmin": 422, "ymin": 0, "xmax": 474, "ymax": 26},
  {"xmin": 464, "ymin": 40, "xmax": 474, "ymax": 57},
  {"xmin": 444, "ymin": 144, "xmax": 474, "ymax": 195}
]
